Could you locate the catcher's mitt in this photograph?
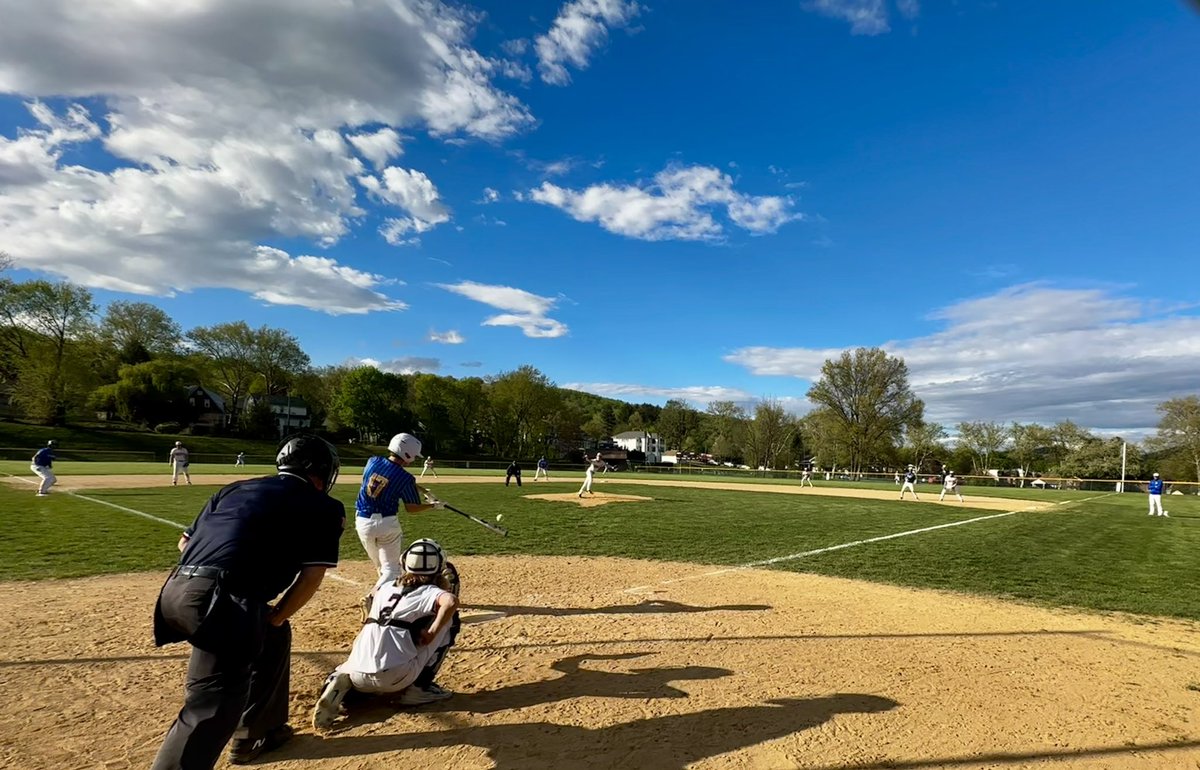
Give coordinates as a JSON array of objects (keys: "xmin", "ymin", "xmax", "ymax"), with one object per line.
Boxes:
[{"xmin": 442, "ymin": 561, "xmax": 461, "ymax": 598}]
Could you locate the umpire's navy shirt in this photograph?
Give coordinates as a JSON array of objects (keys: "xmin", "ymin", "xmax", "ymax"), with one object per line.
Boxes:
[{"xmin": 180, "ymin": 473, "xmax": 345, "ymax": 602}]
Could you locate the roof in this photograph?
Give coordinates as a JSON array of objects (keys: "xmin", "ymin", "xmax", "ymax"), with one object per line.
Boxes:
[
  {"xmin": 266, "ymin": 395, "xmax": 309, "ymax": 408},
  {"xmin": 186, "ymin": 386, "xmax": 225, "ymax": 412},
  {"xmin": 613, "ymin": 431, "xmax": 657, "ymax": 439}
]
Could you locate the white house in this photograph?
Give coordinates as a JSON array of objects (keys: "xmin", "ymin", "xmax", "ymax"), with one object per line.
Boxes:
[
  {"xmin": 612, "ymin": 431, "xmax": 664, "ymax": 463},
  {"xmin": 248, "ymin": 395, "xmax": 312, "ymax": 437}
]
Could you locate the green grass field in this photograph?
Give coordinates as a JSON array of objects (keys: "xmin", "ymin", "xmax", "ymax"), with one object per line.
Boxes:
[{"xmin": 2, "ymin": 469, "xmax": 1199, "ymax": 620}]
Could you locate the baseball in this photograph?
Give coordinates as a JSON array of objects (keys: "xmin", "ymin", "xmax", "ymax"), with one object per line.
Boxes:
[{"xmin": 496, "ymin": 514, "xmax": 503, "ymax": 522}]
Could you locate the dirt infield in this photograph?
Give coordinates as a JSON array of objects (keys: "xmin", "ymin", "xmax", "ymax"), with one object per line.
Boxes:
[
  {"xmin": 525, "ymin": 491, "xmax": 656, "ymax": 507},
  {"xmin": 3, "ymin": 473, "xmax": 1048, "ymax": 512},
  {"xmin": 4, "ymin": 556, "xmax": 1200, "ymax": 769}
]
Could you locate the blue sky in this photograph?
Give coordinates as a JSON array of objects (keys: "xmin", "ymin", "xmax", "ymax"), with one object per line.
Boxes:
[{"xmin": 1, "ymin": 0, "xmax": 1198, "ymax": 435}]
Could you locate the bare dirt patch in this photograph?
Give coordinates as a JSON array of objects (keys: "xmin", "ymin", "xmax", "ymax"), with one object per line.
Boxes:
[
  {"xmin": 4, "ymin": 556, "xmax": 1200, "ymax": 769},
  {"xmin": 524, "ymin": 491, "xmax": 655, "ymax": 507}
]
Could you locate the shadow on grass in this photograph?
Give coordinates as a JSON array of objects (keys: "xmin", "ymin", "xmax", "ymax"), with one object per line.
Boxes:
[
  {"xmin": 292, "ymin": 692, "xmax": 900, "ymax": 769},
  {"xmin": 466, "ymin": 599, "xmax": 770, "ymax": 617}
]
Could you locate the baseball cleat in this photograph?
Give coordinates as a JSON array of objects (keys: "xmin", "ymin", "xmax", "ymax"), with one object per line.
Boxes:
[
  {"xmin": 312, "ymin": 672, "xmax": 352, "ymax": 730},
  {"xmin": 399, "ymin": 683, "xmax": 453, "ymax": 706}
]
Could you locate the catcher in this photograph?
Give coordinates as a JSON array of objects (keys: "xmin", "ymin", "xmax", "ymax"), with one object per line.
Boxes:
[{"xmin": 313, "ymin": 539, "xmax": 461, "ymax": 730}]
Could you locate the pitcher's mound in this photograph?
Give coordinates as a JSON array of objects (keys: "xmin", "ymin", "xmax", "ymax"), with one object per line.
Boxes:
[{"xmin": 526, "ymin": 492, "xmax": 654, "ymax": 507}]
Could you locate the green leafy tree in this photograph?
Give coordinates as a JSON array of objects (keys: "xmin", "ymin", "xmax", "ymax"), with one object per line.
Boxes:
[
  {"xmin": 329, "ymin": 365, "xmax": 409, "ymax": 442},
  {"xmin": 89, "ymin": 358, "xmax": 199, "ymax": 426},
  {"xmin": 806, "ymin": 347, "xmax": 923, "ymax": 473},
  {"xmin": 1150, "ymin": 396, "xmax": 1200, "ymax": 483},
  {"xmin": 98, "ymin": 301, "xmax": 182, "ymax": 361},
  {"xmin": 1055, "ymin": 437, "xmax": 1141, "ymax": 480},
  {"xmin": 955, "ymin": 421, "xmax": 1010, "ymax": 474},
  {"xmin": 658, "ymin": 399, "xmax": 700, "ymax": 450},
  {"xmin": 743, "ymin": 398, "xmax": 797, "ymax": 470},
  {"xmin": 904, "ymin": 420, "xmax": 947, "ymax": 472},
  {"xmin": 444, "ymin": 376, "xmax": 487, "ymax": 453},
  {"xmin": 187, "ymin": 322, "xmax": 258, "ymax": 428},
  {"xmin": 706, "ymin": 400, "xmax": 748, "ymax": 462},
  {"xmin": 484, "ymin": 366, "xmax": 557, "ymax": 457},
  {"xmin": 252, "ymin": 326, "xmax": 310, "ymax": 396},
  {"xmin": 1010, "ymin": 422, "xmax": 1055, "ymax": 484}
]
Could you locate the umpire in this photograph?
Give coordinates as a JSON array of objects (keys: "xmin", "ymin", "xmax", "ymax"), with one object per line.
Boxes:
[{"xmin": 150, "ymin": 434, "xmax": 346, "ymax": 769}]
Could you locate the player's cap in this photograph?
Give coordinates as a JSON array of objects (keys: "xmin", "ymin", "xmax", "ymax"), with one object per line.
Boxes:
[
  {"xmin": 175, "ymin": 441, "xmax": 183, "ymax": 447},
  {"xmin": 47, "ymin": 440, "xmax": 56, "ymax": 447},
  {"xmin": 403, "ymin": 538, "xmax": 444, "ymax": 575},
  {"xmin": 276, "ymin": 433, "xmax": 340, "ymax": 493},
  {"xmin": 388, "ymin": 433, "xmax": 423, "ymax": 462},
  {"xmin": 1152, "ymin": 472, "xmax": 1160, "ymax": 477}
]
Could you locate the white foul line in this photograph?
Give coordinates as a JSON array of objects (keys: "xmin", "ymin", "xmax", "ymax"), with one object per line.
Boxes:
[{"xmin": 622, "ymin": 492, "xmax": 1117, "ymax": 594}]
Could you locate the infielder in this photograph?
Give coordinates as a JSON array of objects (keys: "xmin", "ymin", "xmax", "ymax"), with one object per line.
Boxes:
[
  {"xmin": 235, "ymin": 452, "xmax": 246, "ymax": 467},
  {"xmin": 312, "ymin": 539, "xmax": 460, "ymax": 731},
  {"xmin": 938, "ymin": 470, "xmax": 964, "ymax": 502},
  {"xmin": 31, "ymin": 440, "xmax": 57, "ymax": 496},
  {"xmin": 799, "ymin": 461, "xmax": 814, "ymax": 488},
  {"xmin": 419, "ymin": 456, "xmax": 438, "ymax": 479},
  {"xmin": 356, "ymin": 433, "xmax": 444, "ymax": 586},
  {"xmin": 534, "ymin": 456, "xmax": 549, "ymax": 481},
  {"xmin": 900, "ymin": 466, "xmax": 920, "ymax": 500},
  {"xmin": 169, "ymin": 441, "xmax": 192, "ymax": 486},
  {"xmin": 578, "ymin": 453, "xmax": 605, "ymax": 498},
  {"xmin": 1147, "ymin": 472, "xmax": 1168, "ymax": 517}
]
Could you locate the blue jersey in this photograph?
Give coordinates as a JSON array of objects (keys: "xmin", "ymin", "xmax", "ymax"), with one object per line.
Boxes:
[
  {"xmin": 538, "ymin": 458, "xmax": 548, "ymax": 469},
  {"xmin": 356, "ymin": 456, "xmax": 419, "ymax": 518},
  {"xmin": 1148, "ymin": 479, "xmax": 1164, "ymax": 495},
  {"xmin": 33, "ymin": 447, "xmax": 54, "ymax": 467}
]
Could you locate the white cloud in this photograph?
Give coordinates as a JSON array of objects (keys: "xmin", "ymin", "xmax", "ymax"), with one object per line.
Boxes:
[
  {"xmin": 360, "ymin": 166, "xmax": 451, "ymax": 239},
  {"xmin": 804, "ymin": 0, "xmax": 890, "ymax": 35},
  {"xmin": 535, "ymin": 0, "xmax": 641, "ymax": 85},
  {"xmin": 436, "ymin": 280, "xmax": 568, "ymax": 338},
  {"xmin": 351, "ymin": 356, "xmax": 441, "ymax": 374},
  {"xmin": 725, "ymin": 284, "xmax": 1200, "ymax": 433},
  {"xmin": 428, "ymin": 329, "xmax": 465, "ymax": 344},
  {"xmin": 348, "ymin": 127, "xmax": 403, "ymax": 169},
  {"xmin": 565, "ymin": 382, "xmax": 755, "ymax": 403},
  {"xmin": 480, "ymin": 187, "xmax": 500, "ymax": 203},
  {"xmin": 896, "ymin": 0, "xmax": 920, "ymax": 19},
  {"xmin": 529, "ymin": 164, "xmax": 800, "ymax": 241},
  {"xmin": 0, "ymin": 0, "xmax": 532, "ymax": 313}
]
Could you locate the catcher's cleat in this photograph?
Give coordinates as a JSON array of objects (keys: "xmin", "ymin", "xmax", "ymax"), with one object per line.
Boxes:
[
  {"xmin": 313, "ymin": 672, "xmax": 352, "ymax": 731},
  {"xmin": 442, "ymin": 561, "xmax": 461, "ymax": 598}
]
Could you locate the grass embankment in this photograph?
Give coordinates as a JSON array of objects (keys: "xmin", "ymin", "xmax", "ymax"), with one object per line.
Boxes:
[{"xmin": 2, "ymin": 479, "xmax": 1198, "ymax": 620}]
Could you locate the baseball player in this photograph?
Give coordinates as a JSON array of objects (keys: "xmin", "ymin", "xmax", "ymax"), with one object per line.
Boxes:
[
  {"xmin": 419, "ymin": 456, "xmax": 438, "ymax": 479},
  {"xmin": 900, "ymin": 466, "xmax": 920, "ymax": 500},
  {"xmin": 150, "ymin": 434, "xmax": 345, "ymax": 768},
  {"xmin": 169, "ymin": 441, "xmax": 192, "ymax": 486},
  {"xmin": 505, "ymin": 460, "xmax": 522, "ymax": 487},
  {"xmin": 799, "ymin": 461, "xmax": 814, "ymax": 488},
  {"xmin": 534, "ymin": 456, "xmax": 549, "ymax": 481},
  {"xmin": 356, "ymin": 433, "xmax": 444, "ymax": 586},
  {"xmin": 1147, "ymin": 472, "xmax": 1168, "ymax": 517},
  {"xmin": 235, "ymin": 452, "xmax": 246, "ymax": 467},
  {"xmin": 313, "ymin": 539, "xmax": 460, "ymax": 730},
  {"xmin": 578, "ymin": 453, "xmax": 605, "ymax": 498},
  {"xmin": 938, "ymin": 470, "xmax": 964, "ymax": 502},
  {"xmin": 31, "ymin": 440, "xmax": 57, "ymax": 496}
]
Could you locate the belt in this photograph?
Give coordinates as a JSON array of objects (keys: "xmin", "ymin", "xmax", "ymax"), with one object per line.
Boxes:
[
  {"xmin": 173, "ymin": 565, "xmax": 225, "ymax": 579},
  {"xmin": 357, "ymin": 511, "xmax": 396, "ymax": 518}
]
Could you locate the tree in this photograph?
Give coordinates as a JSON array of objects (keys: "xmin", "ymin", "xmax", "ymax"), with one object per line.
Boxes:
[
  {"xmin": 98, "ymin": 301, "xmax": 182, "ymax": 360},
  {"xmin": 706, "ymin": 400, "xmax": 748, "ymax": 462},
  {"xmin": 806, "ymin": 347, "xmax": 923, "ymax": 473},
  {"xmin": 329, "ymin": 365, "xmax": 409, "ymax": 442},
  {"xmin": 743, "ymin": 398, "xmax": 797, "ymax": 470},
  {"xmin": 1055, "ymin": 437, "xmax": 1141, "ymax": 480},
  {"xmin": 5, "ymin": 280, "xmax": 97, "ymax": 423},
  {"xmin": 658, "ymin": 399, "xmax": 700, "ymax": 450},
  {"xmin": 955, "ymin": 421, "xmax": 1010, "ymax": 474},
  {"xmin": 1151, "ymin": 396, "xmax": 1200, "ymax": 483},
  {"xmin": 445, "ymin": 377, "xmax": 487, "ymax": 453},
  {"xmin": 187, "ymin": 322, "xmax": 258, "ymax": 428},
  {"xmin": 90, "ymin": 358, "xmax": 199, "ymax": 426},
  {"xmin": 484, "ymin": 366, "xmax": 557, "ymax": 456},
  {"xmin": 1010, "ymin": 422, "xmax": 1055, "ymax": 484},
  {"xmin": 904, "ymin": 421, "xmax": 947, "ymax": 472},
  {"xmin": 252, "ymin": 326, "xmax": 310, "ymax": 396}
]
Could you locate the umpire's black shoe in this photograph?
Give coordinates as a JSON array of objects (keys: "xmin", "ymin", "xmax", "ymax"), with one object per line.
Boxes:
[{"xmin": 229, "ymin": 724, "xmax": 294, "ymax": 765}]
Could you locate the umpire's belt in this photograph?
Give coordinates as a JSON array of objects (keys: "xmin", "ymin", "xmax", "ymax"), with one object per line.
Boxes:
[{"xmin": 172, "ymin": 565, "xmax": 225, "ymax": 579}]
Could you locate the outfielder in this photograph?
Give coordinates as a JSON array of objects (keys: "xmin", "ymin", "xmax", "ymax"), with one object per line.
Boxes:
[
  {"xmin": 578, "ymin": 453, "xmax": 605, "ymax": 498},
  {"xmin": 1147, "ymin": 472, "xmax": 1168, "ymax": 517},
  {"xmin": 31, "ymin": 440, "xmax": 57, "ymax": 496},
  {"xmin": 938, "ymin": 470, "xmax": 964, "ymax": 502},
  {"xmin": 356, "ymin": 433, "xmax": 444, "ymax": 586},
  {"xmin": 900, "ymin": 466, "xmax": 920, "ymax": 500},
  {"xmin": 419, "ymin": 456, "xmax": 438, "ymax": 479},
  {"xmin": 534, "ymin": 456, "xmax": 549, "ymax": 481},
  {"xmin": 313, "ymin": 539, "xmax": 460, "ymax": 730},
  {"xmin": 169, "ymin": 441, "xmax": 192, "ymax": 486}
]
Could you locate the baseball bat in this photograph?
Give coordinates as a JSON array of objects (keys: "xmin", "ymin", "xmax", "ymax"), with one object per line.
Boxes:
[{"xmin": 445, "ymin": 503, "xmax": 508, "ymax": 537}]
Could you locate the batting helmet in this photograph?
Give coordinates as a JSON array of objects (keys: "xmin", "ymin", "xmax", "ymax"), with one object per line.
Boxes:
[
  {"xmin": 388, "ymin": 432, "xmax": 423, "ymax": 463},
  {"xmin": 276, "ymin": 433, "xmax": 340, "ymax": 493},
  {"xmin": 47, "ymin": 440, "xmax": 56, "ymax": 447},
  {"xmin": 403, "ymin": 538, "xmax": 444, "ymax": 576}
]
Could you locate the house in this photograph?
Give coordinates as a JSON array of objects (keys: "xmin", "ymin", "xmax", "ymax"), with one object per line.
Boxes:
[
  {"xmin": 251, "ymin": 395, "xmax": 312, "ymax": 437},
  {"xmin": 612, "ymin": 431, "xmax": 664, "ymax": 463},
  {"xmin": 185, "ymin": 386, "xmax": 226, "ymax": 429}
]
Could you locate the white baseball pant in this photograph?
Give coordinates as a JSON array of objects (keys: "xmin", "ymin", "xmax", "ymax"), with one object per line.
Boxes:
[
  {"xmin": 356, "ymin": 514, "xmax": 404, "ymax": 582},
  {"xmin": 32, "ymin": 464, "xmax": 56, "ymax": 494},
  {"xmin": 1149, "ymin": 494, "xmax": 1164, "ymax": 516}
]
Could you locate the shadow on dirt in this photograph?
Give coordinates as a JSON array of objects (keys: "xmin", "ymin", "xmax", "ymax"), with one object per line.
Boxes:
[{"xmin": 466, "ymin": 599, "xmax": 771, "ymax": 617}]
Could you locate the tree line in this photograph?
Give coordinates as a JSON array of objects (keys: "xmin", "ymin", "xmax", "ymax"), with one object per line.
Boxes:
[{"xmin": 1, "ymin": 268, "xmax": 1197, "ymax": 477}]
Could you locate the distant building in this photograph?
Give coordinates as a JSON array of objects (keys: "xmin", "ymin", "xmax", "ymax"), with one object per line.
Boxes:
[
  {"xmin": 249, "ymin": 395, "xmax": 312, "ymax": 437},
  {"xmin": 185, "ymin": 386, "xmax": 226, "ymax": 429},
  {"xmin": 612, "ymin": 431, "xmax": 664, "ymax": 463},
  {"xmin": 661, "ymin": 450, "xmax": 679, "ymax": 465}
]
